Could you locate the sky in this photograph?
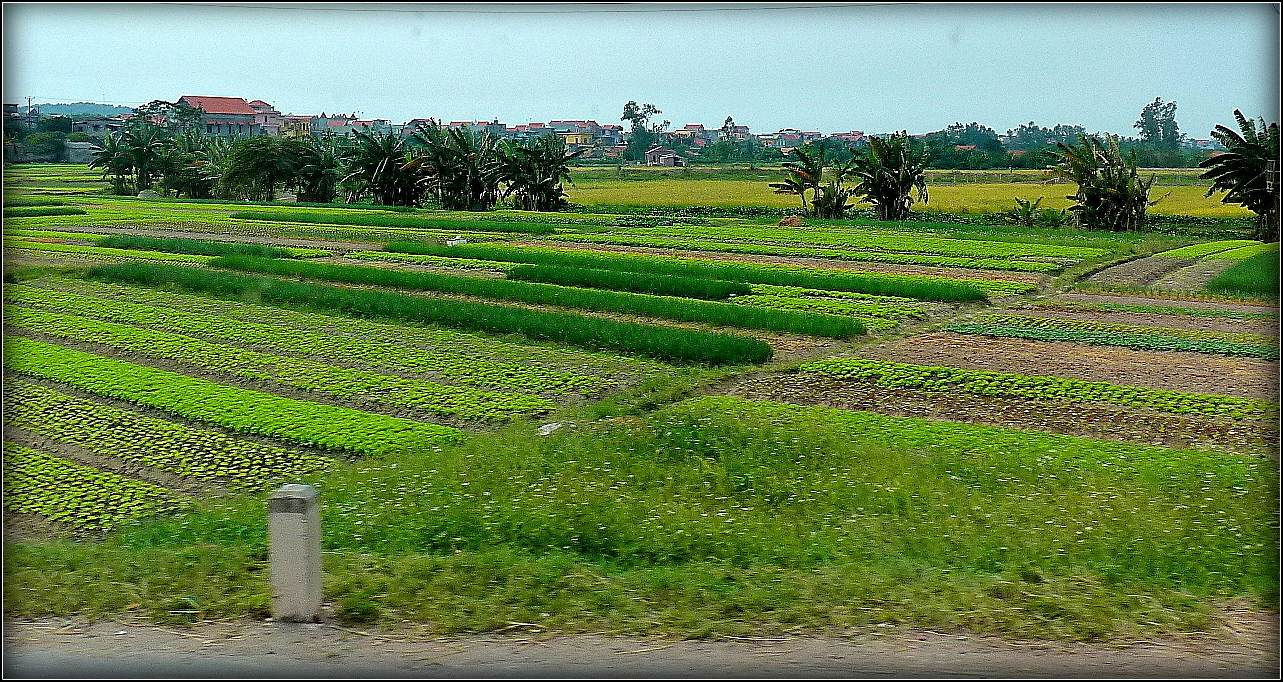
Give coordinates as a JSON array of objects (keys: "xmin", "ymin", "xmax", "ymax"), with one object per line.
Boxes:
[{"xmin": 3, "ymin": 2, "xmax": 1279, "ymax": 139}]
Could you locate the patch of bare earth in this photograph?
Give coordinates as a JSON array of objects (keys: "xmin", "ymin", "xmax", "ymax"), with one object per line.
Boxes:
[
  {"xmin": 1082, "ymin": 255, "xmax": 1197, "ymax": 287},
  {"xmin": 853, "ymin": 331, "xmax": 1278, "ymax": 400},
  {"xmin": 1153, "ymin": 259, "xmax": 1239, "ymax": 290},
  {"xmin": 714, "ymin": 373, "xmax": 1276, "ymax": 456}
]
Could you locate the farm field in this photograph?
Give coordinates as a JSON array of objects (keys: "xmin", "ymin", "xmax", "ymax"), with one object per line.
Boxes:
[{"xmin": 2, "ymin": 164, "xmax": 1277, "ymax": 645}]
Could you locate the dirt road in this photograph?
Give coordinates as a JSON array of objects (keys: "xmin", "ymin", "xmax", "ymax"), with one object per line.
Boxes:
[{"xmin": 4, "ymin": 613, "xmax": 1278, "ymax": 679}]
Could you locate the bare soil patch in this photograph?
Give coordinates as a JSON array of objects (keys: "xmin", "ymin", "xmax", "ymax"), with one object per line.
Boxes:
[
  {"xmin": 853, "ymin": 331, "xmax": 1279, "ymax": 400},
  {"xmin": 1082, "ymin": 255, "xmax": 1197, "ymax": 287},
  {"xmin": 1153, "ymin": 259, "xmax": 1239, "ymax": 291},
  {"xmin": 714, "ymin": 373, "xmax": 1277, "ymax": 455}
]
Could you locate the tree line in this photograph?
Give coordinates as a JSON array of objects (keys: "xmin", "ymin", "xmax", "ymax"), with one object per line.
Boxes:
[
  {"xmin": 769, "ymin": 110, "xmax": 1278, "ymax": 241},
  {"xmin": 82, "ymin": 101, "xmax": 583, "ymax": 211}
]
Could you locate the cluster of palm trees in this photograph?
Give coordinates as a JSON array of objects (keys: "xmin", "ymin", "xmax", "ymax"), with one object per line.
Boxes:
[
  {"xmin": 769, "ymin": 131, "xmax": 930, "ymax": 221},
  {"xmin": 89, "ymin": 122, "xmax": 584, "ymax": 211}
]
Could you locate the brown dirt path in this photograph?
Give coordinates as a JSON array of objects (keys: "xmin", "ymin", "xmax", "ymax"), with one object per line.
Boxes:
[{"xmin": 3, "ymin": 610, "xmax": 1277, "ymax": 679}]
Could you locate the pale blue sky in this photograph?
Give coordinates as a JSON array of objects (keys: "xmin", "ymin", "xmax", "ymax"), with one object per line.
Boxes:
[{"xmin": 3, "ymin": 2, "xmax": 1279, "ymax": 139}]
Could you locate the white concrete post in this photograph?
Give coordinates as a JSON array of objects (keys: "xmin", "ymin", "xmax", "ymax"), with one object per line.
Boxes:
[{"xmin": 269, "ymin": 483, "xmax": 322, "ymax": 622}]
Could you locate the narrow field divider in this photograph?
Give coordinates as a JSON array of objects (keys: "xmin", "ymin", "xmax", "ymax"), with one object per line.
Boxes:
[{"xmin": 505, "ymin": 264, "xmax": 752, "ymax": 300}]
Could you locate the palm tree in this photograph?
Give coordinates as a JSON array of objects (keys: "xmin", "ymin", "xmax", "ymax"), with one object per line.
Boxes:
[
  {"xmin": 221, "ymin": 135, "xmax": 296, "ymax": 201},
  {"xmin": 289, "ymin": 134, "xmax": 345, "ymax": 204},
  {"xmin": 87, "ymin": 132, "xmax": 134, "ymax": 195},
  {"xmin": 121, "ymin": 124, "xmax": 169, "ymax": 193},
  {"xmin": 500, "ymin": 133, "xmax": 585, "ymax": 211},
  {"xmin": 848, "ymin": 132, "xmax": 930, "ymax": 221},
  {"xmin": 1052, "ymin": 134, "xmax": 1154, "ymax": 232},
  {"xmin": 1199, "ymin": 111, "xmax": 1279, "ymax": 242},
  {"xmin": 413, "ymin": 124, "xmax": 505, "ymax": 211},
  {"xmin": 769, "ymin": 145, "xmax": 827, "ymax": 216},
  {"xmin": 343, "ymin": 128, "xmax": 421, "ymax": 206}
]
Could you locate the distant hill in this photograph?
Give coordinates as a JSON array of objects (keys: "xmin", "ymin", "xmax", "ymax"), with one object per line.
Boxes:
[{"xmin": 34, "ymin": 102, "xmax": 135, "ymax": 118}]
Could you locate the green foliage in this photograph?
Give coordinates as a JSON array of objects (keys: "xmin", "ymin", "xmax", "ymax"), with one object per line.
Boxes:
[
  {"xmin": 93, "ymin": 235, "xmax": 301, "ymax": 259},
  {"xmin": 383, "ymin": 242, "xmax": 998, "ymax": 300},
  {"xmin": 209, "ymin": 256, "xmax": 865, "ymax": 338},
  {"xmin": 228, "ymin": 210, "xmax": 557, "ymax": 234},
  {"xmin": 946, "ymin": 317, "xmax": 1278, "ymax": 360},
  {"xmin": 83, "ymin": 263, "xmax": 775, "ymax": 365},
  {"xmin": 1205, "ymin": 251, "xmax": 1280, "ymax": 298},
  {"xmin": 6, "ymin": 306, "xmax": 555, "ymax": 421},
  {"xmin": 411, "ymin": 124, "xmax": 505, "ymax": 210},
  {"xmin": 3, "ymin": 197, "xmax": 66, "ymax": 207},
  {"xmin": 3, "ymin": 442, "xmax": 191, "ymax": 532},
  {"xmin": 1198, "ymin": 110, "xmax": 1280, "ymax": 241},
  {"xmin": 341, "ymin": 128, "xmax": 422, "ymax": 206},
  {"xmin": 1053, "ymin": 135, "xmax": 1156, "ymax": 232},
  {"xmin": 5, "ymin": 380, "xmax": 332, "ymax": 489},
  {"xmin": 1154, "ymin": 240, "xmax": 1262, "ymax": 259},
  {"xmin": 506, "ymin": 264, "xmax": 752, "ymax": 300},
  {"xmin": 2, "ymin": 206, "xmax": 87, "ymax": 217},
  {"xmin": 848, "ymin": 131, "xmax": 931, "ymax": 221},
  {"xmin": 4, "ymin": 337, "xmax": 465, "ymax": 456},
  {"xmin": 499, "ymin": 133, "xmax": 585, "ymax": 211},
  {"xmin": 6, "ymin": 283, "xmax": 618, "ymax": 398}
]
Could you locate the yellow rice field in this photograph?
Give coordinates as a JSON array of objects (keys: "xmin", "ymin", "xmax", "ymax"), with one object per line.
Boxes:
[{"xmin": 564, "ymin": 178, "xmax": 1252, "ymax": 217}]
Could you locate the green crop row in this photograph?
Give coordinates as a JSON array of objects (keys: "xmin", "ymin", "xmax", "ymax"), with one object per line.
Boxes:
[
  {"xmin": 945, "ymin": 322, "xmax": 1279, "ymax": 359},
  {"xmin": 82, "ymin": 263, "xmax": 774, "ymax": 365},
  {"xmin": 2, "ymin": 442, "xmax": 190, "ymax": 532},
  {"xmin": 1153, "ymin": 240, "xmax": 1261, "ymax": 259},
  {"xmin": 1018, "ymin": 300, "xmax": 1279, "ymax": 320},
  {"xmin": 2, "ymin": 239, "xmax": 216, "ymax": 264},
  {"xmin": 506, "ymin": 264, "xmax": 752, "ymax": 300},
  {"xmin": 383, "ymin": 242, "xmax": 1004, "ymax": 300},
  {"xmin": 4, "ymin": 228, "xmax": 114, "ymax": 241},
  {"xmin": 1206, "ymin": 243, "xmax": 1279, "ymax": 261},
  {"xmin": 5, "ymin": 380, "xmax": 332, "ymax": 489},
  {"xmin": 229, "ymin": 211, "xmax": 560, "ymax": 235},
  {"xmin": 209, "ymin": 256, "xmax": 866, "ymax": 338},
  {"xmin": 5, "ymin": 284, "xmax": 611, "ymax": 398},
  {"xmin": 799, "ymin": 357, "xmax": 1276, "ymax": 420},
  {"xmin": 347, "ymin": 250, "xmax": 519, "ymax": 271},
  {"xmin": 546, "ymin": 233, "xmax": 1066, "ymax": 272},
  {"xmin": 94, "ymin": 234, "xmax": 321, "ymax": 259},
  {"xmin": 3, "ymin": 338, "xmax": 466, "ymax": 456},
  {"xmin": 968, "ymin": 313, "xmax": 1278, "ymax": 347},
  {"xmin": 729, "ymin": 294, "xmax": 923, "ymax": 324},
  {"xmin": 3, "ymin": 206, "xmax": 88, "ymax": 218},
  {"xmin": 7, "ymin": 306, "xmax": 556, "ymax": 421},
  {"xmin": 575, "ymin": 224, "xmax": 1112, "ymax": 260},
  {"xmin": 32, "ymin": 276, "xmax": 675, "ymax": 381},
  {"xmin": 3, "ymin": 197, "xmax": 67, "ymax": 207}
]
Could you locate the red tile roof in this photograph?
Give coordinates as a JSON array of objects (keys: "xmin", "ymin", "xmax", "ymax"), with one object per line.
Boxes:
[{"xmin": 179, "ymin": 96, "xmax": 257, "ymax": 115}]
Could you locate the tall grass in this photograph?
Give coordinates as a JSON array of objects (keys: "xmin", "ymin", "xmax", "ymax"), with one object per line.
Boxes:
[
  {"xmin": 383, "ymin": 242, "xmax": 988, "ymax": 302},
  {"xmin": 12, "ymin": 395, "xmax": 1273, "ymax": 639},
  {"xmin": 82, "ymin": 263, "xmax": 773, "ymax": 365},
  {"xmin": 1205, "ymin": 251, "xmax": 1280, "ymax": 298},
  {"xmin": 3, "ymin": 206, "xmax": 88, "ymax": 218},
  {"xmin": 208, "ymin": 256, "xmax": 866, "ymax": 338}
]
